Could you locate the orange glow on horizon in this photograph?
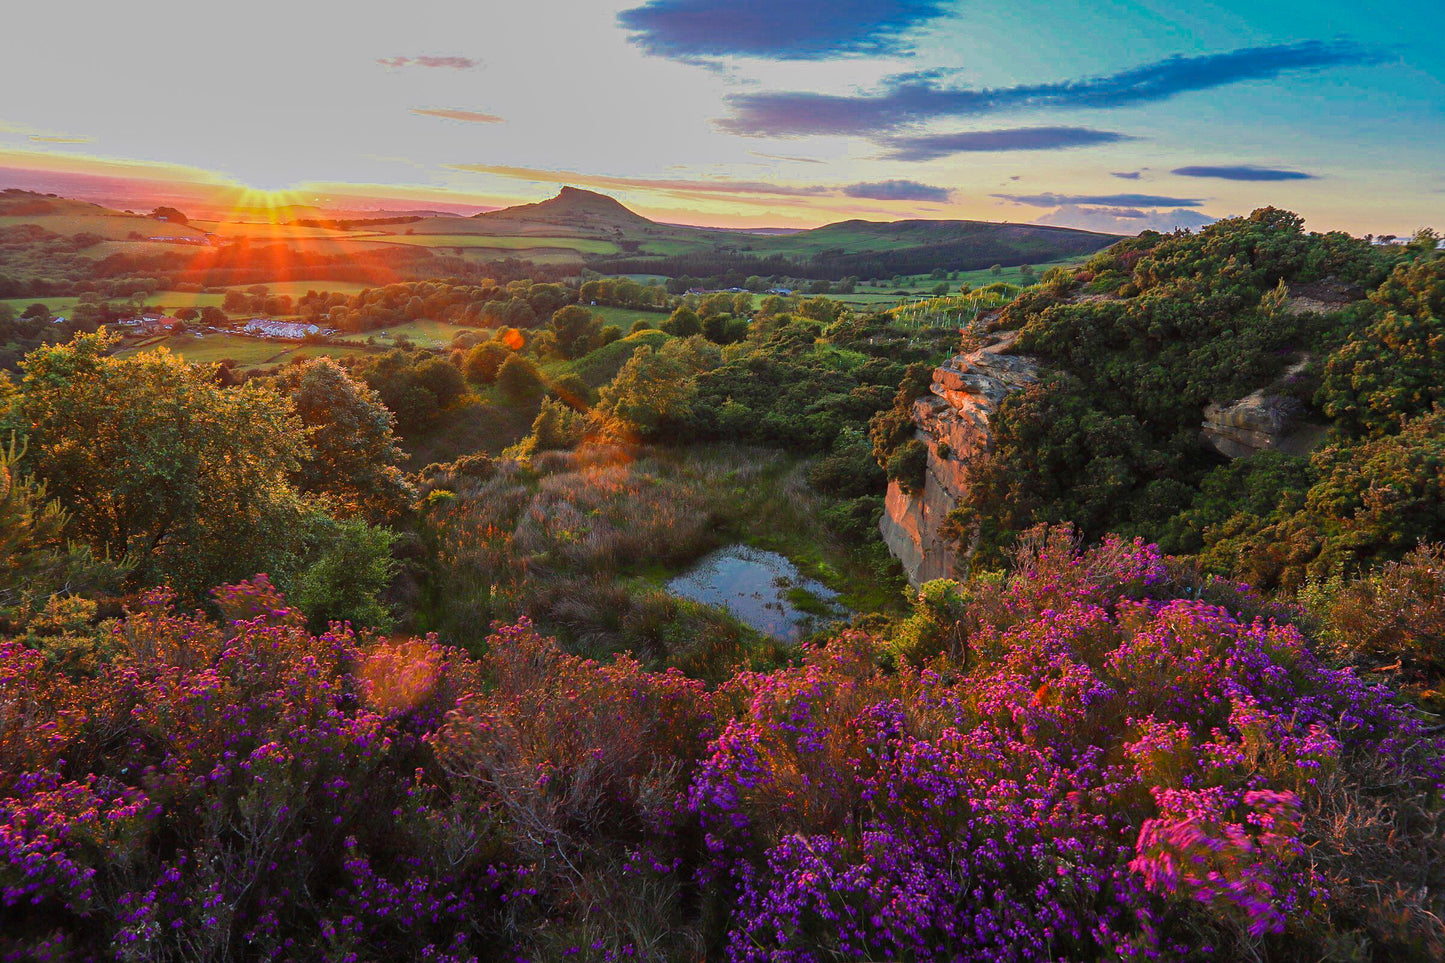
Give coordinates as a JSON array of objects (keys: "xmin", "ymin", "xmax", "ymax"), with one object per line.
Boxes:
[{"xmin": 0, "ymin": 153, "xmax": 924, "ymax": 231}]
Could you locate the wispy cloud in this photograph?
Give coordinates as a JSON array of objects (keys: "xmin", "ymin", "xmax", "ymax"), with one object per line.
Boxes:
[
  {"xmin": 995, "ymin": 192, "xmax": 1205, "ymax": 207},
  {"xmin": 1172, "ymin": 164, "xmax": 1315, "ymax": 181},
  {"xmin": 617, "ymin": 0, "xmax": 947, "ymax": 60},
  {"xmin": 843, "ymin": 180, "xmax": 952, "ymax": 202},
  {"xmin": 1111, "ymin": 170, "xmax": 1143, "ymax": 180},
  {"xmin": 719, "ymin": 40, "xmax": 1381, "ymax": 137},
  {"xmin": 748, "ymin": 151, "xmax": 826, "ymax": 164},
  {"xmin": 378, "ymin": 56, "xmax": 479, "ymax": 70},
  {"xmin": 450, "ymin": 164, "xmax": 955, "ymax": 206},
  {"xmin": 28, "ymin": 135, "xmax": 95, "ymax": 144},
  {"xmin": 881, "ymin": 126, "xmax": 1133, "ymax": 161},
  {"xmin": 450, "ymin": 164, "xmax": 832, "ymax": 197},
  {"xmin": 410, "ymin": 108, "xmax": 504, "ymax": 123}
]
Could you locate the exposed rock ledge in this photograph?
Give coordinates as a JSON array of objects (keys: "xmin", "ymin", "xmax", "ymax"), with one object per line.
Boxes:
[
  {"xmin": 1200, "ymin": 358, "xmax": 1327, "ymax": 459},
  {"xmin": 879, "ymin": 334, "xmax": 1041, "ymax": 588}
]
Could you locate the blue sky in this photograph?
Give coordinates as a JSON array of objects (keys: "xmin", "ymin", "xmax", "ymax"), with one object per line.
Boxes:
[{"xmin": 0, "ymin": 0, "xmax": 1440, "ymax": 234}]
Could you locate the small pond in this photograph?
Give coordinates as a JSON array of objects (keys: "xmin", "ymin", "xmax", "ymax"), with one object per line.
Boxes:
[{"xmin": 666, "ymin": 545, "xmax": 850, "ymax": 641}]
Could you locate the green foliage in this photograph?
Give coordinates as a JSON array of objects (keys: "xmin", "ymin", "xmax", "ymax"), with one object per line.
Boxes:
[
  {"xmin": 1319, "ymin": 258, "xmax": 1445, "ymax": 436},
  {"xmin": 271, "ymin": 358, "xmax": 413, "ymax": 521},
  {"xmin": 0, "ymin": 436, "xmax": 113, "ymax": 626},
  {"xmin": 287, "ymin": 516, "xmax": 397, "ymax": 632},
  {"xmin": 806, "ymin": 426, "xmax": 885, "ymax": 499},
  {"xmin": 885, "ymin": 439, "xmax": 928, "ymax": 494},
  {"xmin": 548, "ymin": 304, "xmax": 604, "ymax": 360},
  {"xmin": 1158, "ymin": 451, "xmax": 1312, "ymax": 558},
  {"xmin": 955, "ymin": 208, "xmax": 1427, "ymax": 578},
  {"xmin": 547, "ymin": 371, "xmax": 594, "ymax": 410},
  {"xmin": 463, "ymin": 341, "xmax": 510, "ymax": 384},
  {"xmin": 953, "ymin": 374, "xmax": 1179, "ymax": 563},
  {"xmin": 566, "ymin": 329, "xmax": 672, "ymax": 388},
  {"xmin": 661, "ymin": 305, "xmax": 702, "ymax": 337},
  {"xmin": 512, "ymin": 398, "xmax": 589, "ymax": 460},
  {"xmin": 888, "ymin": 577, "xmax": 979, "ymax": 665},
  {"xmin": 353, "ymin": 350, "xmax": 466, "ymax": 431},
  {"xmin": 497, "ymin": 353, "xmax": 544, "ymax": 403},
  {"xmin": 594, "ymin": 339, "xmax": 715, "ymax": 439},
  {"xmin": 702, "ymin": 313, "xmax": 749, "ymax": 345},
  {"xmin": 14, "ymin": 333, "xmax": 312, "ymax": 598},
  {"xmin": 868, "ymin": 362, "xmax": 943, "ymax": 470},
  {"xmin": 1301, "ymin": 406, "xmax": 1445, "ymax": 576}
]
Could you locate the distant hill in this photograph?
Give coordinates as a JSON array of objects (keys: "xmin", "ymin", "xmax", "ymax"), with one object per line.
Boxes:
[
  {"xmin": 0, "ymin": 189, "xmax": 209, "ymax": 241},
  {"xmin": 473, "ymin": 187, "xmax": 655, "ymax": 235},
  {"xmin": 0, "ymin": 184, "xmax": 1125, "ymax": 286},
  {"xmin": 757, "ymin": 217, "xmax": 1120, "ymax": 279},
  {"xmin": 587, "ymin": 203, "xmax": 1121, "ymax": 280}
]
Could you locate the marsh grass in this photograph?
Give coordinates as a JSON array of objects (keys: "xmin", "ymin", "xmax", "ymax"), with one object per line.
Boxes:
[{"xmin": 419, "ymin": 443, "xmax": 902, "ymax": 676}]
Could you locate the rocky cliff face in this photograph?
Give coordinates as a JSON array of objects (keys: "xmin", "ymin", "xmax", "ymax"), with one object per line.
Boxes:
[{"xmin": 879, "ymin": 334, "xmax": 1041, "ymax": 587}]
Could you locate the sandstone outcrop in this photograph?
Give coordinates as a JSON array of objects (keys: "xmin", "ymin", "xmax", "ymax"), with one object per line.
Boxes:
[
  {"xmin": 1200, "ymin": 357, "xmax": 1327, "ymax": 459},
  {"xmin": 879, "ymin": 333, "xmax": 1040, "ymax": 587}
]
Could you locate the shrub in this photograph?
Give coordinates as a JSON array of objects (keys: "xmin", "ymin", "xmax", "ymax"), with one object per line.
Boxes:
[
  {"xmin": 288, "ymin": 516, "xmax": 398, "ymax": 632},
  {"xmin": 464, "ymin": 341, "xmax": 510, "ymax": 384},
  {"xmin": 496, "ymin": 353, "xmax": 544, "ymax": 403},
  {"xmin": 885, "ymin": 438, "xmax": 928, "ymax": 493}
]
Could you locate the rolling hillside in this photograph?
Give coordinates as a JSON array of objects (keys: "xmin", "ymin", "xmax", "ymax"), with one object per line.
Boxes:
[{"xmin": 0, "ymin": 185, "xmax": 1122, "ymax": 289}]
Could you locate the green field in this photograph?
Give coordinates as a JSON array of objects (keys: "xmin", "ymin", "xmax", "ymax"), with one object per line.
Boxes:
[
  {"xmin": 220, "ymin": 280, "xmax": 375, "ymax": 298},
  {"xmin": 587, "ymin": 304, "xmax": 670, "ymax": 328},
  {"xmin": 0, "ymin": 212, "xmax": 207, "ymax": 241},
  {"xmin": 2, "ymin": 291, "xmax": 228, "ymax": 316},
  {"xmin": 372, "ymin": 234, "xmax": 618, "ymax": 255},
  {"xmin": 340, "ymin": 318, "xmax": 487, "ymax": 349},
  {"xmin": 115, "ymin": 334, "xmax": 286, "ymax": 367},
  {"xmin": 828, "ymin": 258, "xmax": 1082, "ymax": 310},
  {"xmin": 117, "ymin": 332, "xmax": 394, "ymax": 370}
]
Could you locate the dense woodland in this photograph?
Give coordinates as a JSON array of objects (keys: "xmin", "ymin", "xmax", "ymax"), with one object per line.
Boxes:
[{"xmin": 3, "ymin": 208, "xmax": 1445, "ymax": 961}]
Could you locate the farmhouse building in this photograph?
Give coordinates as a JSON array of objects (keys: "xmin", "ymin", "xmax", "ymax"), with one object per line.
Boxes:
[{"xmin": 242, "ymin": 319, "xmax": 322, "ymax": 339}]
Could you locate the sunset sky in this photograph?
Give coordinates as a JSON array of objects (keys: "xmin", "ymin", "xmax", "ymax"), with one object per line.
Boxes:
[{"xmin": 2, "ymin": 0, "xmax": 1441, "ymax": 234}]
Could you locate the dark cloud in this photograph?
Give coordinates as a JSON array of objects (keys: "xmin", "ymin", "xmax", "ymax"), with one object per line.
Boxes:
[
  {"xmin": 719, "ymin": 39, "xmax": 1378, "ymax": 137},
  {"xmin": 842, "ymin": 180, "xmax": 952, "ymax": 202},
  {"xmin": 410, "ymin": 108, "xmax": 504, "ymax": 123},
  {"xmin": 1111, "ymin": 170, "xmax": 1143, "ymax": 180},
  {"xmin": 994, "ymin": 192, "xmax": 1205, "ymax": 208},
  {"xmin": 617, "ymin": 0, "xmax": 947, "ymax": 60},
  {"xmin": 881, "ymin": 126, "xmax": 1133, "ymax": 161},
  {"xmin": 1172, "ymin": 164, "xmax": 1316, "ymax": 181},
  {"xmin": 378, "ymin": 56, "xmax": 479, "ymax": 69}
]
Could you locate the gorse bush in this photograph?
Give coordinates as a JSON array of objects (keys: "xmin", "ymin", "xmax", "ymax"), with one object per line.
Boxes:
[{"xmin": 953, "ymin": 207, "xmax": 1443, "ymax": 584}]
